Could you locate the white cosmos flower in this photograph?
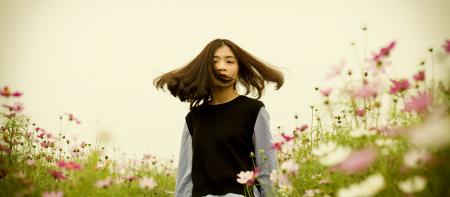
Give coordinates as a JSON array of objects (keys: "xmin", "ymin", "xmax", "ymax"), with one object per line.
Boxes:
[
  {"xmin": 280, "ymin": 159, "xmax": 300, "ymax": 175},
  {"xmin": 337, "ymin": 173, "xmax": 385, "ymax": 197},
  {"xmin": 312, "ymin": 141, "xmax": 338, "ymax": 157},
  {"xmin": 349, "ymin": 128, "xmax": 374, "ymax": 138},
  {"xmin": 319, "ymin": 146, "xmax": 352, "ymax": 166},
  {"xmin": 404, "ymin": 149, "xmax": 430, "ymax": 168},
  {"xmin": 375, "ymin": 138, "xmax": 396, "ymax": 146},
  {"xmin": 139, "ymin": 176, "xmax": 157, "ymax": 190},
  {"xmin": 398, "ymin": 176, "xmax": 427, "ymax": 193}
]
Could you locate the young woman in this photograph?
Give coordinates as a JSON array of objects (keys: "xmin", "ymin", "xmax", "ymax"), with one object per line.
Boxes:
[{"xmin": 154, "ymin": 39, "xmax": 284, "ymax": 197}]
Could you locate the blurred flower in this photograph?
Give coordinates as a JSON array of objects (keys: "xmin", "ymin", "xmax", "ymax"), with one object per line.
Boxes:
[
  {"xmin": 337, "ymin": 173, "xmax": 385, "ymax": 197},
  {"xmin": 349, "ymin": 128, "xmax": 374, "ymax": 138},
  {"xmin": 332, "ymin": 147, "xmax": 378, "ymax": 173},
  {"xmin": 56, "ymin": 160, "xmax": 81, "ymax": 170},
  {"xmin": 281, "ymin": 133, "xmax": 295, "ymax": 142},
  {"xmin": 139, "ymin": 176, "xmax": 157, "ymax": 190},
  {"xmin": 237, "ymin": 167, "xmax": 260, "ymax": 186},
  {"xmin": 389, "ymin": 79, "xmax": 410, "ymax": 94},
  {"xmin": 280, "ymin": 159, "xmax": 299, "ymax": 175},
  {"xmin": 355, "ymin": 108, "xmax": 366, "ymax": 117},
  {"xmin": 295, "ymin": 124, "xmax": 309, "ymax": 133},
  {"xmin": 66, "ymin": 113, "xmax": 81, "ymax": 124},
  {"xmin": 407, "ymin": 110, "xmax": 450, "ymax": 149},
  {"xmin": 398, "ymin": 176, "xmax": 427, "ymax": 194},
  {"xmin": 278, "ymin": 184, "xmax": 293, "ymax": 196},
  {"xmin": 325, "ymin": 59, "xmax": 345, "ymax": 79},
  {"xmin": 2, "ymin": 102, "xmax": 24, "ymax": 112},
  {"xmin": 313, "ymin": 141, "xmax": 352, "ymax": 166},
  {"xmin": 353, "ymin": 84, "xmax": 379, "ymax": 99},
  {"xmin": 413, "ymin": 70, "xmax": 425, "ymax": 82},
  {"xmin": 313, "ymin": 141, "xmax": 338, "ymax": 157},
  {"xmin": 319, "ymin": 88, "xmax": 332, "ymax": 97},
  {"xmin": 42, "ymin": 190, "xmax": 63, "ymax": 197},
  {"xmin": 375, "ymin": 138, "xmax": 396, "ymax": 147},
  {"xmin": 443, "ymin": 39, "xmax": 450, "ymax": 54},
  {"xmin": 95, "ymin": 177, "xmax": 112, "ymax": 188},
  {"xmin": 48, "ymin": 170, "xmax": 65, "ymax": 180},
  {"xmin": 403, "ymin": 91, "xmax": 432, "ymax": 114},
  {"xmin": 271, "ymin": 141, "xmax": 284, "ymax": 151},
  {"xmin": 0, "ymin": 86, "xmax": 22, "ymax": 98},
  {"xmin": 319, "ymin": 146, "xmax": 352, "ymax": 166},
  {"xmin": 403, "ymin": 149, "xmax": 431, "ymax": 168},
  {"xmin": 26, "ymin": 159, "xmax": 36, "ymax": 166},
  {"xmin": 366, "ymin": 41, "xmax": 396, "ymax": 74}
]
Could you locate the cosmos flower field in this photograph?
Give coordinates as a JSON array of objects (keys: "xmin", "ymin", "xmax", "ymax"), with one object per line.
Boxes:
[{"xmin": 1, "ymin": 33, "xmax": 449, "ymax": 196}]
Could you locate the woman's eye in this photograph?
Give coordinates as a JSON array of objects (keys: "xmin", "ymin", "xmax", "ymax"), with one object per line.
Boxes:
[{"xmin": 227, "ymin": 61, "xmax": 234, "ymax": 64}]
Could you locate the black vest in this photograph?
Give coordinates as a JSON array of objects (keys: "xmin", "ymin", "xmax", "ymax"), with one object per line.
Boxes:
[{"xmin": 185, "ymin": 95, "xmax": 264, "ymax": 197}]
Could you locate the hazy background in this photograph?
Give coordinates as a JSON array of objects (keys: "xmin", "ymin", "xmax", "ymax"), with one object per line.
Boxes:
[{"xmin": 1, "ymin": 0, "xmax": 449, "ymax": 164}]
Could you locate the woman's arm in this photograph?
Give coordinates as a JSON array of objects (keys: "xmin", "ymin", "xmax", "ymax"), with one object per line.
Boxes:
[
  {"xmin": 253, "ymin": 106, "xmax": 278, "ymax": 197},
  {"xmin": 175, "ymin": 122, "xmax": 193, "ymax": 197}
]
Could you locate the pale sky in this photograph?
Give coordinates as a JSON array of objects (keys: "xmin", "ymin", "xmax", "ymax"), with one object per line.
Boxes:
[{"xmin": 1, "ymin": 0, "xmax": 449, "ymax": 164}]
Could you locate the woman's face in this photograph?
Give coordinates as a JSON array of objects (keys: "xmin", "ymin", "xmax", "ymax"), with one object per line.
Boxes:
[{"xmin": 211, "ymin": 45, "xmax": 239, "ymax": 89}]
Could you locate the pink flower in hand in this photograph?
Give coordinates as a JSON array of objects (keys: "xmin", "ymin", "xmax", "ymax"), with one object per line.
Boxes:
[
  {"xmin": 389, "ymin": 79, "xmax": 410, "ymax": 94},
  {"xmin": 403, "ymin": 91, "xmax": 432, "ymax": 114},
  {"xmin": 237, "ymin": 167, "xmax": 260, "ymax": 186}
]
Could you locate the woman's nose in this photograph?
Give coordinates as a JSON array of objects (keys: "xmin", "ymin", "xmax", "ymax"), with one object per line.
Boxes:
[{"xmin": 217, "ymin": 63, "xmax": 226, "ymax": 70}]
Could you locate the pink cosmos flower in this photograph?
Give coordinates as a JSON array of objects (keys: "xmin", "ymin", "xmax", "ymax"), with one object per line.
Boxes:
[
  {"xmin": 2, "ymin": 102, "xmax": 24, "ymax": 112},
  {"xmin": 325, "ymin": 60, "xmax": 345, "ymax": 79},
  {"xmin": 355, "ymin": 108, "xmax": 366, "ymax": 117},
  {"xmin": 26, "ymin": 159, "xmax": 36, "ymax": 166},
  {"xmin": 366, "ymin": 41, "xmax": 396, "ymax": 74},
  {"xmin": 379, "ymin": 41, "xmax": 396, "ymax": 57},
  {"xmin": 272, "ymin": 141, "xmax": 284, "ymax": 151},
  {"xmin": 57, "ymin": 160, "xmax": 82, "ymax": 170},
  {"xmin": 48, "ymin": 170, "xmax": 66, "ymax": 180},
  {"xmin": 95, "ymin": 177, "xmax": 112, "ymax": 188},
  {"xmin": 296, "ymin": 124, "xmax": 309, "ymax": 132},
  {"xmin": 139, "ymin": 176, "xmax": 158, "ymax": 189},
  {"xmin": 319, "ymin": 88, "xmax": 332, "ymax": 97},
  {"xmin": 237, "ymin": 167, "xmax": 260, "ymax": 186},
  {"xmin": 281, "ymin": 133, "xmax": 295, "ymax": 142},
  {"xmin": 332, "ymin": 147, "xmax": 377, "ymax": 173},
  {"xmin": 389, "ymin": 79, "xmax": 410, "ymax": 94},
  {"xmin": 443, "ymin": 39, "xmax": 450, "ymax": 54},
  {"xmin": 353, "ymin": 84, "xmax": 379, "ymax": 99},
  {"xmin": 66, "ymin": 113, "xmax": 81, "ymax": 124},
  {"xmin": 280, "ymin": 159, "xmax": 300, "ymax": 175},
  {"xmin": 403, "ymin": 91, "xmax": 432, "ymax": 114},
  {"xmin": 42, "ymin": 190, "xmax": 63, "ymax": 197},
  {"xmin": 0, "ymin": 86, "xmax": 22, "ymax": 98},
  {"xmin": 413, "ymin": 70, "xmax": 425, "ymax": 82}
]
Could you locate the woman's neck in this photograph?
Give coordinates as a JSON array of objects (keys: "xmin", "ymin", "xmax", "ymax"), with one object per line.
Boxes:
[{"xmin": 209, "ymin": 88, "xmax": 239, "ymax": 105}]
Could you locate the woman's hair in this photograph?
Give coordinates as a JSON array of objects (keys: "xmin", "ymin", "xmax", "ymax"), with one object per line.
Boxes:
[{"xmin": 153, "ymin": 38, "xmax": 284, "ymax": 109}]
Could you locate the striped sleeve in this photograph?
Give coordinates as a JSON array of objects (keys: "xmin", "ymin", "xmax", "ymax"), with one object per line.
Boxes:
[
  {"xmin": 253, "ymin": 106, "xmax": 278, "ymax": 197},
  {"xmin": 175, "ymin": 121, "xmax": 193, "ymax": 197}
]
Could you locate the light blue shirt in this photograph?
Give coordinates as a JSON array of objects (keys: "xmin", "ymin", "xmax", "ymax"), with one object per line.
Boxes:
[{"xmin": 175, "ymin": 106, "xmax": 278, "ymax": 197}]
